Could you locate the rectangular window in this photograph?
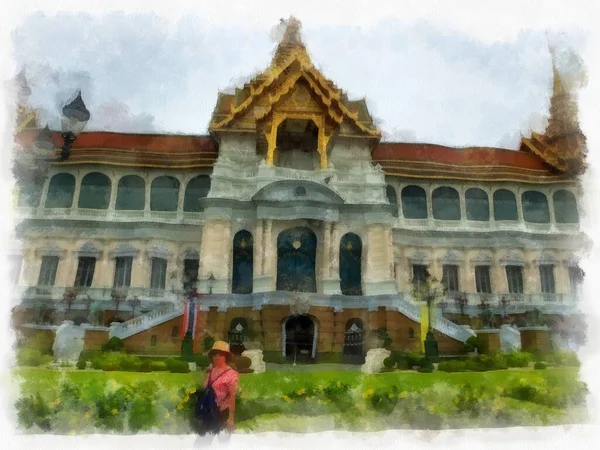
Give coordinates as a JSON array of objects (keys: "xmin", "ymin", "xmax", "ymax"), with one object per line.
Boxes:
[
  {"xmin": 539, "ymin": 265, "xmax": 556, "ymax": 294},
  {"xmin": 38, "ymin": 256, "xmax": 59, "ymax": 286},
  {"xmin": 411, "ymin": 264, "xmax": 429, "ymax": 289},
  {"xmin": 74, "ymin": 257, "xmax": 96, "ymax": 287},
  {"xmin": 505, "ymin": 265, "xmax": 524, "ymax": 294},
  {"xmin": 150, "ymin": 258, "xmax": 167, "ymax": 290},
  {"xmin": 475, "ymin": 265, "xmax": 492, "ymax": 294},
  {"xmin": 113, "ymin": 256, "xmax": 133, "ymax": 287},
  {"xmin": 568, "ymin": 266, "xmax": 584, "ymax": 295},
  {"xmin": 10, "ymin": 256, "xmax": 22, "ymax": 285},
  {"xmin": 183, "ymin": 258, "xmax": 199, "ymax": 291},
  {"xmin": 150, "ymin": 335, "xmax": 158, "ymax": 347},
  {"xmin": 171, "ymin": 326, "xmax": 179, "ymax": 338},
  {"xmin": 442, "ymin": 265, "xmax": 460, "ymax": 293}
]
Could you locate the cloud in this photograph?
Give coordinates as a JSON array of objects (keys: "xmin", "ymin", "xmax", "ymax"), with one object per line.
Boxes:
[{"xmin": 89, "ymin": 100, "xmax": 156, "ymax": 132}]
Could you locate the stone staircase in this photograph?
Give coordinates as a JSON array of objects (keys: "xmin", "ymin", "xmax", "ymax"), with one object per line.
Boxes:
[
  {"xmin": 109, "ymin": 303, "xmax": 182, "ymax": 340},
  {"xmin": 432, "ymin": 315, "xmax": 477, "ymax": 343},
  {"xmin": 105, "ymin": 294, "xmax": 475, "ymax": 344}
]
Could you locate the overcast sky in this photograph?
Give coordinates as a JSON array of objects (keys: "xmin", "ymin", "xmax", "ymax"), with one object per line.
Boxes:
[{"xmin": 8, "ymin": 6, "xmax": 588, "ymax": 149}]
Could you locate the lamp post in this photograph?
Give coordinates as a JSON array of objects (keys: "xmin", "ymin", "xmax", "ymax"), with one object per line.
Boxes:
[
  {"xmin": 60, "ymin": 91, "xmax": 90, "ymax": 161},
  {"xmin": 413, "ymin": 277, "xmax": 444, "ymax": 362}
]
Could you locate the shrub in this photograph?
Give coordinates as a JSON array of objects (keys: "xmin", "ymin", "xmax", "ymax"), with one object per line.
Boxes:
[
  {"xmin": 417, "ymin": 359, "xmax": 434, "ymax": 373},
  {"xmin": 437, "ymin": 360, "xmax": 465, "ymax": 372},
  {"xmin": 194, "ymin": 354, "xmax": 209, "ymax": 369},
  {"xmin": 22, "ymin": 332, "xmax": 54, "ymax": 353},
  {"xmin": 382, "ymin": 356, "xmax": 395, "ymax": 370},
  {"xmin": 101, "ymin": 337, "xmax": 125, "ymax": 352},
  {"xmin": 119, "ymin": 355, "xmax": 142, "ymax": 372},
  {"xmin": 263, "ymin": 351, "xmax": 286, "ymax": 364},
  {"xmin": 505, "ymin": 351, "xmax": 532, "ymax": 368},
  {"xmin": 139, "ymin": 360, "xmax": 152, "ymax": 373},
  {"xmin": 16, "ymin": 348, "xmax": 53, "ymax": 367},
  {"xmin": 76, "ymin": 360, "xmax": 86, "ymax": 370},
  {"xmin": 149, "ymin": 361, "xmax": 168, "ymax": 372},
  {"xmin": 235, "ymin": 356, "xmax": 252, "ymax": 371},
  {"xmin": 534, "ymin": 362, "xmax": 547, "ymax": 370},
  {"xmin": 405, "ymin": 352, "xmax": 423, "ymax": 369},
  {"xmin": 203, "ymin": 335, "xmax": 215, "ymax": 353},
  {"xmin": 549, "ymin": 350, "xmax": 580, "ymax": 367},
  {"xmin": 168, "ymin": 359, "xmax": 191, "ymax": 373},
  {"xmin": 15, "ymin": 393, "xmax": 53, "ymax": 431}
]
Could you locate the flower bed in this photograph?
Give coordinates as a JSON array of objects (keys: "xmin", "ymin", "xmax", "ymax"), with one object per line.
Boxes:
[{"xmin": 12, "ymin": 367, "xmax": 587, "ymax": 433}]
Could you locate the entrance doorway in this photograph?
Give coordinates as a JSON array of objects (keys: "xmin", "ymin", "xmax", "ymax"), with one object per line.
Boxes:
[
  {"xmin": 342, "ymin": 318, "xmax": 365, "ymax": 364},
  {"xmin": 276, "ymin": 227, "xmax": 317, "ymax": 292},
  {"xmin": 283, "ymin": 315, "xmax": 316, "ymax": 363}
]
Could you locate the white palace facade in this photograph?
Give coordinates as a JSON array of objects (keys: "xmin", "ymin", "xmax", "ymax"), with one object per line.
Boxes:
[{"xmin": 9, "ymin": 18, "xmax": 587, "ymax": 360}]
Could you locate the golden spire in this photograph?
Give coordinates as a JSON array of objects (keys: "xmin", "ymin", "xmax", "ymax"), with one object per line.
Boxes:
[{"xmin": 272, "ymin": 16, "xmax": 308, "ymax": 66}]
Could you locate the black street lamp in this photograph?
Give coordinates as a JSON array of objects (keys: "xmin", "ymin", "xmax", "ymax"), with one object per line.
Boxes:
[
  {"xmin": 413, "ymin": 277, "xmax": 444, "ymax": 362},
  {"xmin": 60, "ymin": 91, "xmax": 90, "ymax": 161}
]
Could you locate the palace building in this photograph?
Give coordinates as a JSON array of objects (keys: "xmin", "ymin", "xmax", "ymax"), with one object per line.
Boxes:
[{"xmin": 9, "ymin": 18, "xmax": 587, "ymax": 361}]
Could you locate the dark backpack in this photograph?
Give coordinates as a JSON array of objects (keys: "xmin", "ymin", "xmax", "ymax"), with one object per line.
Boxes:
[{"xmin": 194, "ymin": 369, "xmax": 231, "ymax": 432}]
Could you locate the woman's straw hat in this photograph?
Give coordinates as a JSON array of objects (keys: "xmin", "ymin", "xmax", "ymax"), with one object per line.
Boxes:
[{"xmin": 208, "ymin": 340, "xmax": 233, "ymax": 362}]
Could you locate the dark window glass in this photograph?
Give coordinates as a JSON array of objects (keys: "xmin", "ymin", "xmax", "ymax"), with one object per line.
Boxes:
[
  {"xmin": 183, "ymin": 175, "xmax": 211, "ymax": 212},
  {"xmin": 116, "ymin": 175, "xmax": 145, "ymax": 210},
  {"xmin": 150, "ymin": 258, "xmax": 167, "ymax": 290},
  {"xmin": 553, "ymin": 190, "xmax": 579, "ymax": 224},
  {"xmin": 38, "ymin": 256, "xmax": 59, "ymax": 286},
  {"xmin": 493, "ymin": 189, "xmax": 518, "ymax": 221},
  {"xmin": 432, "ymin": 187, "xmax": 460, "ymax": 220},
  {"xmin": 114, "ymin": 256, "xmax": 133, "ymax": 287},
  {"xmin": 150, "ymin": 176, "xmax": 180, "ymax": 211},
  {"xmin": 539, "ymin": 265, "xmax": 556, "ymax": 294},
  {"xmin": 475, "ymin": 265, "xmax": 492, "ymax": 294},
  {"xmin": 442, "ymin": 265, "xmax": 460, "ymax": 293},
  {"xmin": 45, "ymin": 173, "xmax": 75, "ymax": 208},
  {"xmin": 465, "ymin": 188, "xmax": 490, "ymax": 221},
  {"xmin": 522, "ymin": 191, "xmax": 550, "ymax": 223},
  {"xmin": 74, "ymin": 257, "xmax": 96, "ymax": 287},
  {"xmin": 401, "ymin": 185, "xmax": 427, "ymax": 219},
  {"xmin": 78, "ymin": 172, "xmax": 111, "ymax": 210},
  {"xmin": 506, "ymin": 265, "xmax": 524, "ymax": 294}
]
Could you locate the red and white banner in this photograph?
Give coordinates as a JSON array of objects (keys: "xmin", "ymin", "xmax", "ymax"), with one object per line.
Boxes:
[{"xmin": 181, "ymin": 291, "xmax": 200, "ymax": 339}]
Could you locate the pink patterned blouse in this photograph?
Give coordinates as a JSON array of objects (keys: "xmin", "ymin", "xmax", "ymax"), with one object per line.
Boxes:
[{"xmin": 204, "ymin": 367, "xmax": 239, "ymax": 411}]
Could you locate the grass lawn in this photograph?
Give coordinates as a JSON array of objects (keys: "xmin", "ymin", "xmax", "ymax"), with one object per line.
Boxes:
[
  {"xmin": 10, "ymin": 366, "xmax": 588, "ymax": 433},
  {"xmin": 13, "ymin": 366, "xmax": 581, "ymax": 398}
]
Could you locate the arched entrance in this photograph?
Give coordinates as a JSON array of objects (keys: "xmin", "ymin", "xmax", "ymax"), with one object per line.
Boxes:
[
  {"xmin": 283, "ymin": 315, "xmax": 316, "ymax": 363},
  {"xmin": 276, "ymin": 227, "xmax": 317, "ymax": 292},
  {"xmin": 342, "ymin": 318, "xmax": 365, "ymax": 364}
]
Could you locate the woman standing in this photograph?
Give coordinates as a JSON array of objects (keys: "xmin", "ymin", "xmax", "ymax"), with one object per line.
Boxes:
[{"xmin": 195, "ymin": 340, "xmax": 239, "ymax": 440}]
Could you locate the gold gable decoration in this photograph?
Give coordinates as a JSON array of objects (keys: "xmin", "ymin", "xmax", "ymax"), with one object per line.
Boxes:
[
  {"xmin": 519, "ymin": 49, "xmax": 587, "ymax": 176},
  {"xmin": 209, "ymin": 17, "xmax": 381, "ymax": 169}
]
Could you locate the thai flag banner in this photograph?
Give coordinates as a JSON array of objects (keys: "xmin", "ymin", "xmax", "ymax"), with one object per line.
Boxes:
[{"xmin": 180, "ymin": 299, "xmax": 190, "ymax": 339}]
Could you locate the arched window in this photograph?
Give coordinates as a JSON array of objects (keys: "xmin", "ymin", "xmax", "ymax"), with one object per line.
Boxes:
[
  {"xmin": 116, "ymin": 175, "xmax": 145, "ymax": 210},
  {"xmin": 183, "ymin": 175, "xmax": 211, "ymax": 212},
  {"xmin": 493, "ymin": 189, "xmax": 518, "ymax": 221},
  {"xmin": 78, "ymin": 172, "xmax": 111, "ymax": 210},
  {"xmin": 339, "ymin": 233, "xmax": 362, "ymax": 295},
  {"xmin": 432, "ymin": 187, "xmax": 460, "ymax": 220},
  {"xmin": 465, "ymin": 188, "xmax": 489, "ymax": 221},
  {"xmin": 522, "ymin": 191, "xmax": 550, "ymax": 223},
  {"xmin": 17, "ymin": 180, "xmax": 43, "ymax": 208},
  {"xmin": 553, "ymin": 190, "xmax": 579, "ymax": 224},
  {"xmin": 232, "ymin": 230, "xmax": 253, "ymax": 294},
  {"xmin": 150, "ymin": 176, "xmax": 180, "ymax": 211},
  {"xmin": 401, "ymin": 185, "xmax": 427, "ymax": 219},
  {"xmin": 45, "ymin": 173, "xmax": 75, "ymax": 208}
]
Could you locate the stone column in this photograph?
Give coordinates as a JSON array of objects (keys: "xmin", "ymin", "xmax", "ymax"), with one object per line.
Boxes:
[
  {"xmin": 320, "ymin": 222, "xmax": 341, "ymax": 294},
  {"xmin": 363, "ymin": 224, "xmax": 395, "ymax": 296},
  {"xmin": 254, "ymin": 220, "xmax": 264, "ymax": 276},
  {"xmin": 71, "ymin": 172, "xmax": 82, "ymax": 210}
]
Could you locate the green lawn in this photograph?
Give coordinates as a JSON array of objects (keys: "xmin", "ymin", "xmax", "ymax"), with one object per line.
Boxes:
[
  {"xmin": 10, "ymin": 366, "xmax": 588, "ymax": 433},
  {"xmin": 13, "ymin": 366, "xmax": 580, "ymax": 398}
]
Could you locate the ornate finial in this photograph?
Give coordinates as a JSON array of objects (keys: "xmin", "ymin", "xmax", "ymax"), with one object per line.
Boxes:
[
  {"xmin": 16, "ymin": 67, "xmax": 31, "ymax": 102},
  {"xmin": 281, "ymin": 16, "xmax": 303, "ymax": 46}
]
